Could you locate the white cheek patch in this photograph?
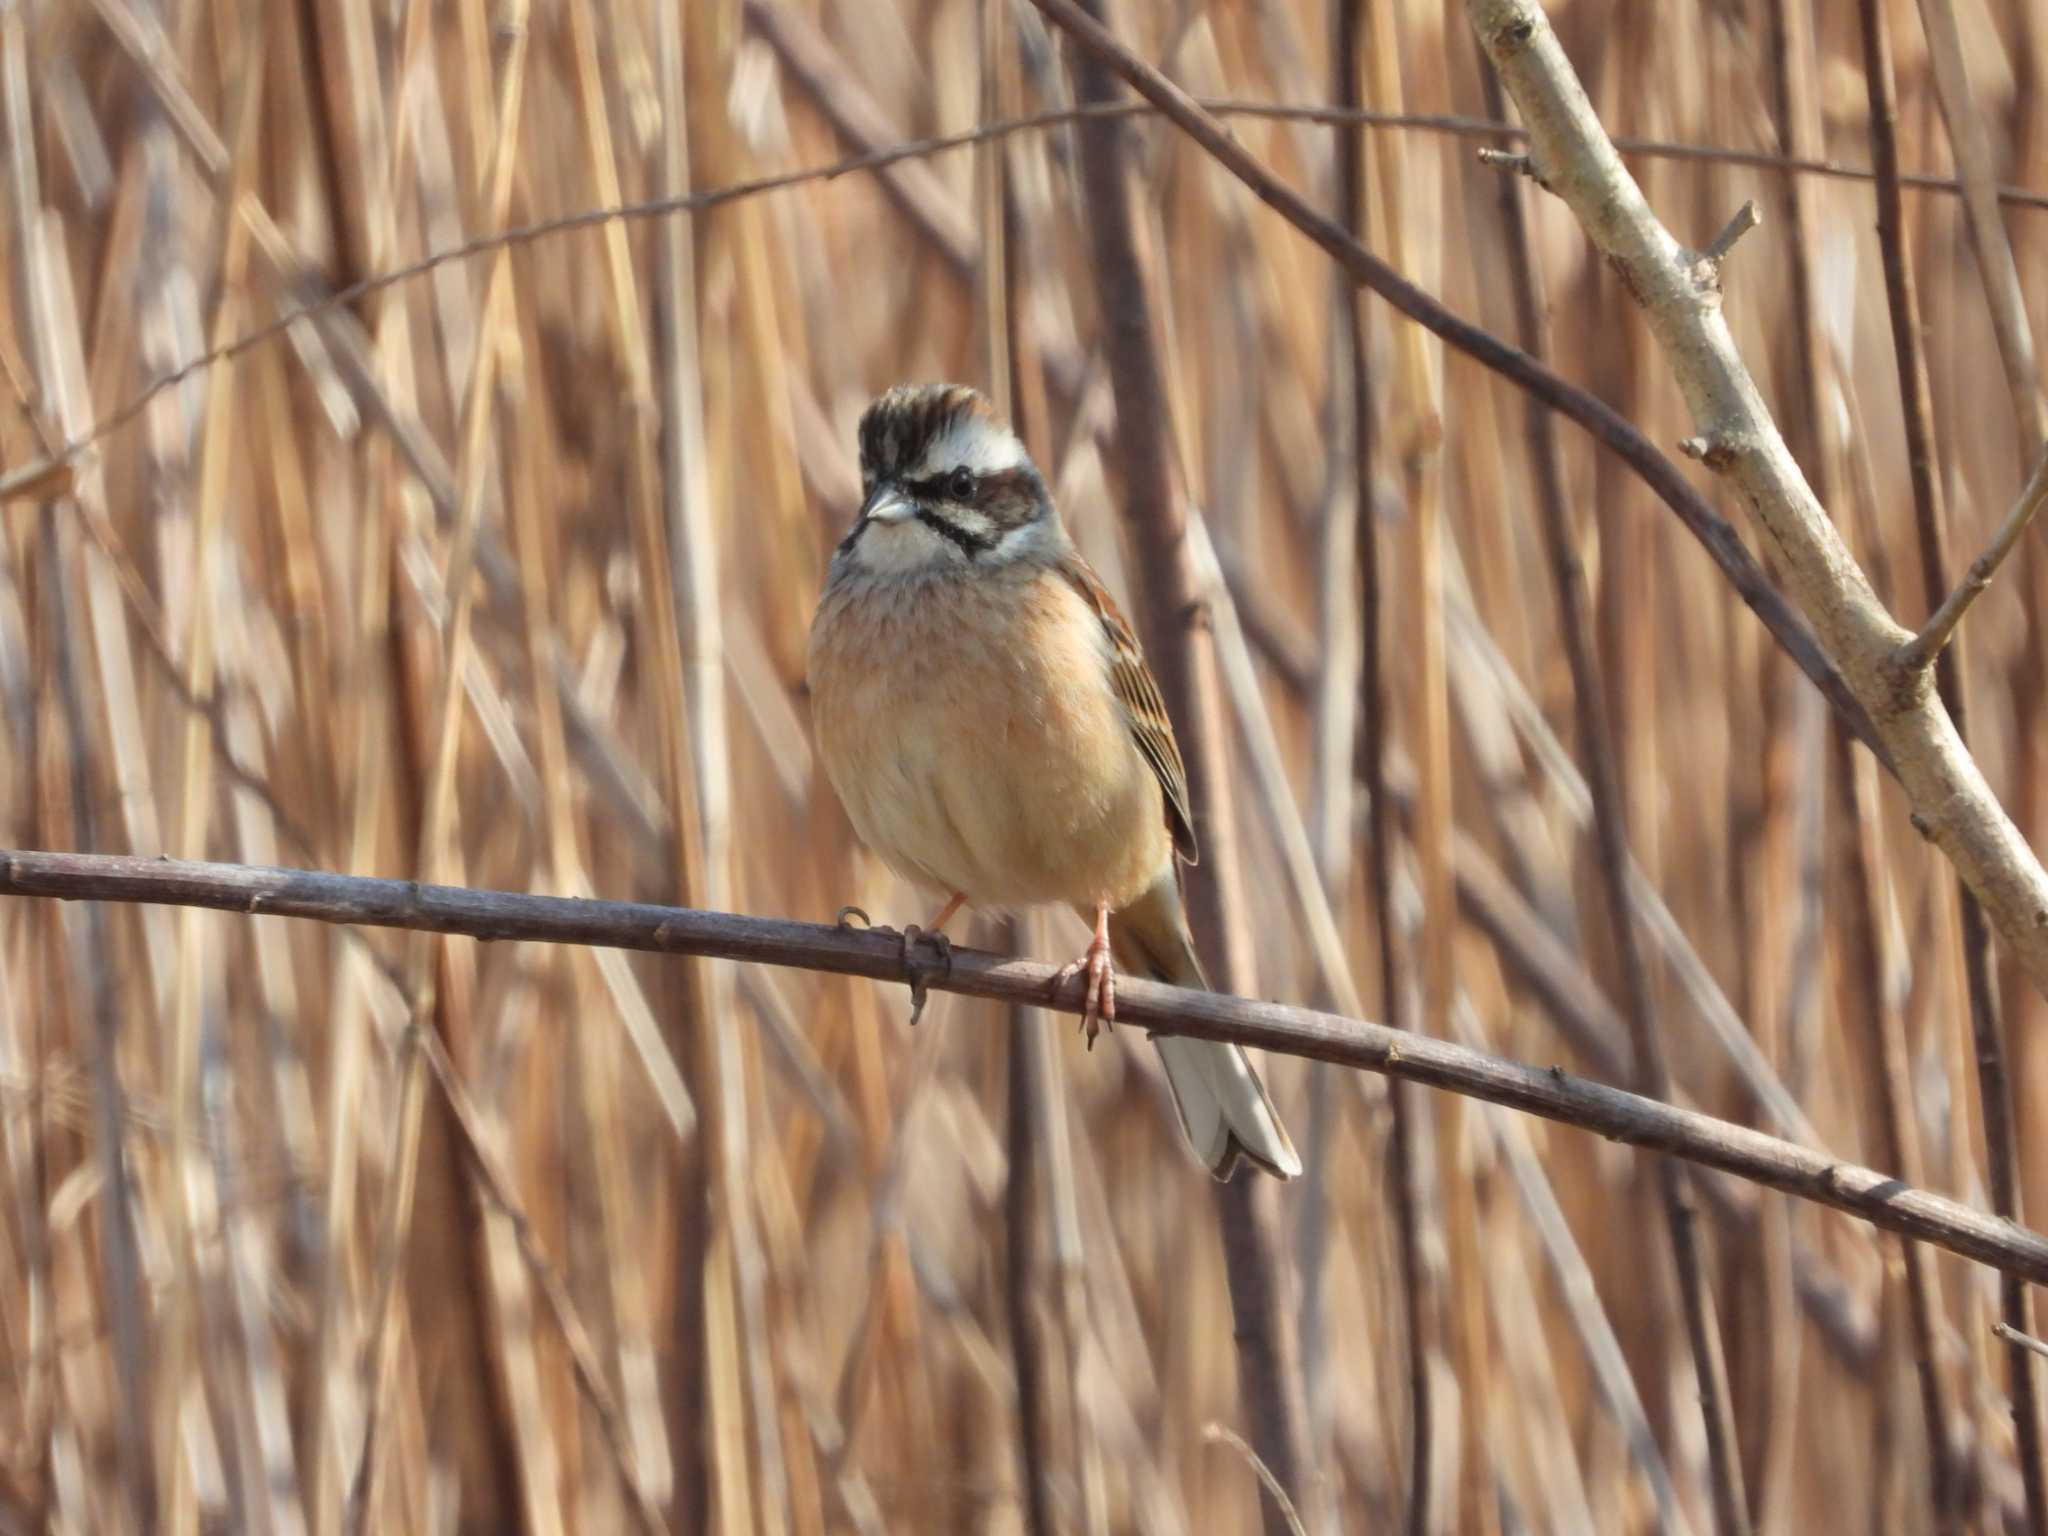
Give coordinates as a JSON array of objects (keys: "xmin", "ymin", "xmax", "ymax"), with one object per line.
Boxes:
[
  {"xmin": 992, "ymin": 516, "xmax": 1057, "ymax": 563},
  {"xmin": 853, "ymin": 518, "xmax": 954, "ymax": 574},
  {"xmin": 918, "ymin": 418, "xmax": 1027, "ymax": 479},
  {"xmin": 948, "ymin": 507, "xmax": 997, "ymax": 542}
]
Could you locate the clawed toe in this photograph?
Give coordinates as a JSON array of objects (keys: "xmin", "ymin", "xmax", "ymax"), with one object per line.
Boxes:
[
  {"xmin": 1083, "ymin": 952, "xmax": 1116, "ymax": 1048},
  {"xmin": 900, "ymin": 924, "xmax": 953, "ymax": 1027},
  {"xmin": 832, "ymin": 905, "xmax": 954, "ymax": 1026},
  {"xmin": 1052, "ymin": 936, "xmax": 1117, "ymax": 1049}
]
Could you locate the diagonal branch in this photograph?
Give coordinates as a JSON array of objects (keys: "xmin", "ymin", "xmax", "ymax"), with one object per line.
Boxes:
[
  {"xmin": 1015, "ymin": 0, "xmax": 1880, "ymax": 769},
  {"xmin": 7, "ymin": 848, "xmax": 2048, "ymax": 1285},
  {"xmin": 1459, "ymin": 0, "xmax": 2048, "ymax": 1009}
]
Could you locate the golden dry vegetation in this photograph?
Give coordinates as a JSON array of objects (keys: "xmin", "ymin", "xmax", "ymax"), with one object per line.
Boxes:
[{"xmin": 2, "ymin": 0, "xmax": 2048, "ymax": 1533}]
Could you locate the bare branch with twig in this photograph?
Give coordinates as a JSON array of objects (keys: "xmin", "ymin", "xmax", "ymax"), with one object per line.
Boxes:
[{"xmin": 1462, "ymin": 0, "xmax": 2048, "ymax": 1007}]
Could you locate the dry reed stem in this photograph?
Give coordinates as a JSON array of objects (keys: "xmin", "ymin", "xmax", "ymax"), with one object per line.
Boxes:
[
  {"xmin": 1913, "ymin": 0, "xmax": 2047, "ymax": 452},
  {"xmin": 3, "ymin": 14, "xmax": 156, "ymax": 1526},
  {"xmin": 1482, "ymin": 40, "xmax": 1753, "ymax": 1532},
  {"xmin": 1055, "ymin": 6, "xmax": 1321, "ymax": 1532},
  {"xmin": 354, "ymin": 3, "xmax": 538, "ymax": 1523},
  {"xmin": 1329, "ymin": 9, "xmax": 1437, "ymax": 1524},
  {"xmin": 1441, "ymin": 580, "xmax": 1835, "ymax": 1157},
  {"xmin": 1758, "ymin": 1, "xmax": 1956, "ymax": 1522},
  {"xmin": 1450, "ymin": 996, "xmax": 1692, "ymax": 1534},
  {"xmin": 1349, "ymin": 5, "xmax": 1454, "ymax": 1526},
  {"xmin": 1856, "ymin": 4, "xmax": 2032, "ymax": 1526}
]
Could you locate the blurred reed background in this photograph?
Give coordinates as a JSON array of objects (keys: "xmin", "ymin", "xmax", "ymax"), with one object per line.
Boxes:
[{"xmin": 2, "ymin": 0, "xmax": 2046, "ymax": 1532}]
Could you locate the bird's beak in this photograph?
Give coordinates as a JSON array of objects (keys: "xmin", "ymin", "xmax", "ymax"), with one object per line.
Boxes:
[{"xmin": 857, "ymin": 483, "xmax": 916, "ymax": 526}]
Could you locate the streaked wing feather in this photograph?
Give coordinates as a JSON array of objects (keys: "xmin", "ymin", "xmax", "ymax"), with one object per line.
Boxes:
[{"xmin": 1057, "ymin": 554, "xmax": 1198, "ymax": 864}]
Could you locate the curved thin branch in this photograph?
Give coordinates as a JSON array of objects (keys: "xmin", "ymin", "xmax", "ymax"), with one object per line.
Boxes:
[
  {"xmin": 5, "ymin": 848, "xmax": 2048, "ymax": 1286},
  {"xmin": 1016, "ymin": 0, "xmax": 1880, "ymax": 773}
]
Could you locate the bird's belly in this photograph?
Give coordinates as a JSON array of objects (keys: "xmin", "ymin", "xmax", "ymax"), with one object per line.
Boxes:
[{"xmin": 809, "ymin": 573, "xmax": 1170, "ymax": 911}]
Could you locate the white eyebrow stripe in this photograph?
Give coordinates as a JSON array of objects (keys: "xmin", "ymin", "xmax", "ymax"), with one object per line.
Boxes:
[{"xmin": 919, "ymin": 417, "xmax": 1027, "ymax": 478}]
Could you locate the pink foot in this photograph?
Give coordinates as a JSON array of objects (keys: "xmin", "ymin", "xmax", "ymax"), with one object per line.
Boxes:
[{"xmin": 1052, "ymin": 902, "xmax": 1117, "ymax": 1049}]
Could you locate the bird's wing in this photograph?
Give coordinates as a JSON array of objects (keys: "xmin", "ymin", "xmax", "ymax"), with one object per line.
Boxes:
[{"xmin": 1056, "ymin": 552, "xmax": 1198, "ymax": 865}]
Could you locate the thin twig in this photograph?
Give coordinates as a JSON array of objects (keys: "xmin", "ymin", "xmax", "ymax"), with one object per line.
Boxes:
[
  {"xmin": 10, "ymin": 850, "xmax": 2048, "ymax": 1283},
  {"xmin": 1998, "ymin": 1325, "xmax": 2048, "ymax": 1366},
  {"xmin": 1899, "ymin": 445, "xmax": 2048, "ymax": 671},
  {"xmin": 1202, "ymin": 1425, "xmax": 1309, "ymax": 1536},
  {"xmin": 1022, "ymin": 0, "xmax": 1887, "ymax": 776},
  {"xmin": 1699, "ymin": 198, "xmax": 1761, "ymax": 267},
  {"xmin": 1474, "ymin": 146, "xmax": 1535, "ymax": 178}
]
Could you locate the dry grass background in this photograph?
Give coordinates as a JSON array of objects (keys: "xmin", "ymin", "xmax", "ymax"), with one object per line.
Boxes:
[{"xmin": 2, "ymin": 0, "xmax": 2047, "ymax": 1532}]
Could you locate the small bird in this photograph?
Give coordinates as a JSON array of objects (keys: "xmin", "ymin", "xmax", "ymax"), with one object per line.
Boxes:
[{"xmin": 807, "ymin": 383, "xmax": 1301, "ymax": 1180}]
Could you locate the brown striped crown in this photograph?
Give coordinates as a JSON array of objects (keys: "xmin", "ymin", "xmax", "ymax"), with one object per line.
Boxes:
[{"xmin": 845, "ymin": 385, "xmax": 1053, "ymax": 562}]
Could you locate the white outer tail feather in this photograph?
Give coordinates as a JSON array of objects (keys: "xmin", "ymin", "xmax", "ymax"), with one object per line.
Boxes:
[
  {"xmin": 1154, "ymin": 1034, "xmax": 1303, "ymax": 1180},
  {"xmin": 1099, "ymin": 868, "xmax": 1302, "ymax": 1180}
]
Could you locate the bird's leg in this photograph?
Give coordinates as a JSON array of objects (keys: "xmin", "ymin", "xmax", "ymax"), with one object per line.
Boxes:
[{"xmin": 1052, "ymin": 901, "xmax": 1117, "ymax": 1049}]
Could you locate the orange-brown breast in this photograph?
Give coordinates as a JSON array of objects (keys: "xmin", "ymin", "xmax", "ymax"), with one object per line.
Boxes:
[{"xmin": 808, "ymin": 564, "xmax": 1173, "ymax": 911}]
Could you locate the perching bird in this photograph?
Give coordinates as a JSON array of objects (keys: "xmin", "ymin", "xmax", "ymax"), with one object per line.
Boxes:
[{"xmin": 806, "ymin": 383, "xmax": 1300, "ymax": 1180}]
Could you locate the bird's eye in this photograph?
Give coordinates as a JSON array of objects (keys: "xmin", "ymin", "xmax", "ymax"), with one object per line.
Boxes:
[{"xmin": 947, "ymin": 467, "xmax": 976, "ymax": 502}]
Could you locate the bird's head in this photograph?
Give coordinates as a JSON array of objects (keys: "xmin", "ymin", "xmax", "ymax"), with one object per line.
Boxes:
[{"xmin": 833, "ymin": 384, "xmax": 1056, "ymax": 576}]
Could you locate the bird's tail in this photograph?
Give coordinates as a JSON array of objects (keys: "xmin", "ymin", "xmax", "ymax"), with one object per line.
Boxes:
[{"xmin": 1101, "ymin": 872, "xmax": 1302, "ymax": 1180}]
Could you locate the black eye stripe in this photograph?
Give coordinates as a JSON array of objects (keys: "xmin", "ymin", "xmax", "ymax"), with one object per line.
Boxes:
[
  {"xmin": 908, "ymin": 471, "xmax": 976, "ymax": 502},
  {"xmin": 837, "ymin": 508, "xmax": 987, "ymax": 559},
  {"xmin": 916, "ymin": 508, "xmax": 991, "ymax": 558}
]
